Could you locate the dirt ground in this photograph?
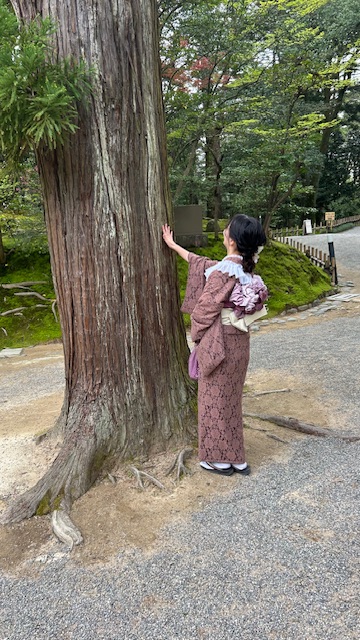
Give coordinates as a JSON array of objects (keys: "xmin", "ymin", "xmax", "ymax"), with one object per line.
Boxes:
[
  {"xmin": 0, "ymin": 335, "xmax": 343, "ymax": 576},
  {"xmin": 1, "ymin": 255, "xmax": 359, "ymax": 577}
]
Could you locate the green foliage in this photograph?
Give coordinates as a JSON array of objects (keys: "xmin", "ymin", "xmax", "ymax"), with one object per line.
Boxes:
[
  {"xmin": 255, "ymin": 240, "xmax": 332, "ymax": 314},
  {"xmin": 0, "ymin": 1, "xmax": 92, "ymax": 165},
  {"xmin": 0, "ymin": 157, "xmax": 46, "ymax": 253},
  {"xmin": 328, "ymin": 193, "xmax": 360, "ymax": 218},
  {"xmin": 332, "ymin": 222, "xmax": 356, "ymax": 233},
  {"xmin": 162, "ymin": 0, "xmax": 360, "ymax": 227}
]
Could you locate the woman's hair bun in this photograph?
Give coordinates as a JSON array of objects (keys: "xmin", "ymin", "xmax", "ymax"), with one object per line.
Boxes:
[{"xmin": 228, "ymin": 214, "xmax": 266, "ymax": 273}]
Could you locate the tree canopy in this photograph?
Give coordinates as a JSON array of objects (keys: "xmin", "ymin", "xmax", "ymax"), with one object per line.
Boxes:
[{"xmin": 160, "ymin": 0, "xmax": 360, "ymax": 228}]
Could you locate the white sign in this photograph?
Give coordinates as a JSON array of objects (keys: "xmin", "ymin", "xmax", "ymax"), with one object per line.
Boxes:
[{"xmin": 303, "ymin": 219, "xmax": 313, "ymax": 235}]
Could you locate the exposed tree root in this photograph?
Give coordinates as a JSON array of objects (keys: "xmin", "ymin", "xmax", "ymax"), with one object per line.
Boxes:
[
  {"xmin": 1, "ymin": 281, "xmax": 46, "ymax": 288},
  {"xmin": 14, "ymin": 291, "xmax": 47, "ymax": 301},
  {"xmin": 51, "ymin": 300, "xmax": 58, "ymax": 322},
  {"xmin": 266, "ymin": 433, "xmax": 289, "ymax": 444},
  {"xmin": 245, "ymin": 388, "xmax": 291, "ymax": 397},
  {"xmin": 245, "ymin": 422, "xmax": 289, "ymax": 444},
  {"xmin": 51, "ymin": 504, "xmax": 83, "ymax": 550},
  {"xmin": 0, "ymin": 307, "xmax": 26, "ymax": 317},
  {"xmin": 0, "ymin": 436, "xmax": 99, "ymax": 524},
  {"xmin": 166, "ymin": 447, "xmax": 193, "ymax": 481},
  {"xmin": 130, "ymin": 466, "xmax": 166, "ymax": 491},
  {"xmin": 244, "ymin": 413, "xmax": 360, "ymax": 442}
]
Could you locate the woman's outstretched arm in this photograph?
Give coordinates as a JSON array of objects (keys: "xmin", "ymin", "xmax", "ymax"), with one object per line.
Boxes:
[{"xmin": 162, "ymin": 224, "xmax": 189, "ymax": 262}]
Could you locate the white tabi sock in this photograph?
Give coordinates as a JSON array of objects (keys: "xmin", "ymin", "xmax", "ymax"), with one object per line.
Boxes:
[
  {"xmin": 200, "ymin": 461, "xmax": 232, "ymax": 470},
  {"xmin": 232, "ymin": 462, "xmax": 248, "ymax": 470}
]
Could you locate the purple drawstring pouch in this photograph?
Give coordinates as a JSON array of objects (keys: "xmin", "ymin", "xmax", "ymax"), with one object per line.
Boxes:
[{"xmin": 188, "ymin": 348, "xmax": 199, "ymax": 380}]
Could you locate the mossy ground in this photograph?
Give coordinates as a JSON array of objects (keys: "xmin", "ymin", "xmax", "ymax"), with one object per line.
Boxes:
[
  {"xmin": 1, "ymin": 234, "xmax": 332, "ymax": 348},
  {"xmin": 0, "ymin": 249, "xmax": 61, "ymax": 349},
  {"xmin": 178, "ymin": 236, "xmax": 332, "ymax": 326}
]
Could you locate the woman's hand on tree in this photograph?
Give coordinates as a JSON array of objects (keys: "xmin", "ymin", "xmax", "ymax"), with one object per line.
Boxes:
[
  {"xmin": 162, "ymin": 224, "xmax": 189, "ymax": 262},
  {"xmin": 162, "ymin": 224, "xmax": 176, "ymax": 250}
]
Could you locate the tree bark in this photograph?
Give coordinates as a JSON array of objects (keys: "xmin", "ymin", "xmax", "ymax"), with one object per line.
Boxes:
[
  {"xmin": 206, "ymin": 127, "xmax": 222, "ymax": 239},
  {"xmin": 4, "ymin": 0, "xmax": 195, "ymax": 523}
]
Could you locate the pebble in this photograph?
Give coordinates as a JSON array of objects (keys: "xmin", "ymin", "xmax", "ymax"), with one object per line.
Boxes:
[{"xmin": 34, "ymin": 555, "xmax": 48, "ymax": 564}]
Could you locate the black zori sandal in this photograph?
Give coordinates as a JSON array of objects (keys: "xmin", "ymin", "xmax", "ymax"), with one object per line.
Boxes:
[
  {"xmin": 200, "ymin": 462, "xmax": 234, "ymax": 476},
  {"xmin": 232, "ymin": 464, "xmax": 251, "ymax": 475}
]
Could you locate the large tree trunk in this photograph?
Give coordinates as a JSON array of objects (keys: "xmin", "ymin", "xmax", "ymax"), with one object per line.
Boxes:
[{"xmin": 4, "ymin": 0, "xmax": 195, "ymax": 523}]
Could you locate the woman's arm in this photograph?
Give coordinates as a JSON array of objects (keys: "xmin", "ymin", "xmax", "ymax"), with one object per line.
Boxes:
[{"xmin": 162, "ymin": 224, "xmax": 189, "ymax": 262}]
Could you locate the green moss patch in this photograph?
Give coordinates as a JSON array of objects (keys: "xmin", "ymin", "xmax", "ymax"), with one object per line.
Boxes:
[
  {"xmin": 1, "ymin": 236, "xmax": 332, "ymax": 348},
  {"xmin": 178, "ymin": 238, "xmax": 332, "ymax": 326},
  {"xmin": 0, "ymin": 248, "xmax": 61, "ymax": 349},
  {"xmin": 256, "ymin": 241, "xmax": 332, "ymax": 315}
]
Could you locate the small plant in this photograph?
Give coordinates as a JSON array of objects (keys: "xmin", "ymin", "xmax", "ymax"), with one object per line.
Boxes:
[{"xmin": 0, "ymin": 0, "xmax": 92, "ymax": 167}]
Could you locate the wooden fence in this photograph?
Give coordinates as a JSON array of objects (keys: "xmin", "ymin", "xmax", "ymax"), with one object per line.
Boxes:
[
  {"xmin": 272, "ymin": 214, "xmax": 360, "ymax": 238},
  {"xmin": 274, "ymin": 235, "xmax": 329, "ymax": 269}
]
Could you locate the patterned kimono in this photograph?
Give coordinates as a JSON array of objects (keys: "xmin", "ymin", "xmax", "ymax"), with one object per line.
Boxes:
[{"xmin": 182, "ymin": 253, "xmax": 252, "ymax": 464}]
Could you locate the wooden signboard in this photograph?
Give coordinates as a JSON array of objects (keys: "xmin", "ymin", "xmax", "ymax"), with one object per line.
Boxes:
[
  {"xmin": 325, "ymin": 211, "xmax": 335, "ymax": 229},
  {"xmin": 325, "ymin": 211, "xmax": 335, "ymax": 221}
]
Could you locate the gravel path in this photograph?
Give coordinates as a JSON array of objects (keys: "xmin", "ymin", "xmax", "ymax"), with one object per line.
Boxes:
[
  {"xmin": 1, "ymin": 436, "xmax": 359, "ymax": 639},
  {"xmin": 250, "ymin": 314, "xmax": 360, "ymax": 427},
  {"xmin": 1, "ymin": 229, "xmax": 359, "ymax": 640},
  {"xmin": 289, "ymin": 225, "xmax": 360, "ymax": 273},
  {"xmin": 0, "ymin": 360, "xmax": 64, "ymax": 409}
]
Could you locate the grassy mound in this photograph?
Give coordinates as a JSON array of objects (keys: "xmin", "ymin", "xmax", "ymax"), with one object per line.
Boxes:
[
  {"xmin": 1, "ymin": 238, "xmax": 332, "ymax": 348},
  {"xmin": 178, "ymin": 238, "xmax": 332, "ymax": 325},
  {"xmin": 255, "ymin": 241, "xmax": 332, "ymax": 315}
]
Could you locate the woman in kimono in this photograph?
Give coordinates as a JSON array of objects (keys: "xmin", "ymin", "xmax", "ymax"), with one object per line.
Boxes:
[{"xmin": 162, "ymin": 214, "xmax": 267, "ymax": 476}]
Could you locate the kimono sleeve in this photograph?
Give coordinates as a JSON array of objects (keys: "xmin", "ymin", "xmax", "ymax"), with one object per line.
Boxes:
[
  {"xmin": 181, "ymin": 252, "xmax": 218, "ymax": 314},
  {"xmin": 190, "ymin": 271, "xmax": 236, "ymax": 343}
]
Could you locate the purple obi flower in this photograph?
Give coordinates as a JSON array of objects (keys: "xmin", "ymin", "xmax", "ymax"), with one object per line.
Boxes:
[{"xmin": 229, "ymin": 274, "xmax": 268, "ymax": 318}]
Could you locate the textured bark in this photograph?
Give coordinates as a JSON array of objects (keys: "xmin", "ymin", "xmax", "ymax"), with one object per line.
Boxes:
[
  {"xmin": 4, "ymin": 0, "xmax": 195, "ymax": 523},
  {"xmin": 205, "ymin": 128, "xmax": 222, "ymax": 239}
]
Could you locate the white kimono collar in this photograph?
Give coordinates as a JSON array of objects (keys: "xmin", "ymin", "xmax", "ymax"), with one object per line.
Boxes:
[{"xmin": 204, "ymin": 256, "xmax": 252, "ymax": 283}]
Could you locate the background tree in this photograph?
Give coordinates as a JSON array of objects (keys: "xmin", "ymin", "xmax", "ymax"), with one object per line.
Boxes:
[
  {"xmin": 306, "ymin": 0, "xmax": 360, "ymax": 208},
  {"xmin": 161, "ymin": 0, "xmax": 360, "ymax": 230},
  {"xmin": 161, "ymin": 0, "xmax": 263, "ymax": 234},
  {"xmin": 317, "ymin": 87, "xmax": 360, "ymax": 216},
  {"xmin": 1, "ymin": 0, "xmax": 194, "ymax": 524}
]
